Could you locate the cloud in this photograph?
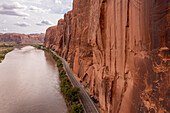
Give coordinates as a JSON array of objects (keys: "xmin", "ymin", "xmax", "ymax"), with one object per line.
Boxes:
[
  {"xmin": 55, "ymin": 0, "xmax": 62, "ymax": 4},
  {"xmin": 0, "ymin": 0, "xmax": 73, "ymax": 33},
  {"xmin": 40, "ymin": 0, "xmax": 73, "ymax": 14},
  {"xmin": 0, "ymin": 2, "xmax": 28, "ymax": 16},
  {"xmin": 29, "ymin": 6, "xmax": 41, "ymax": 11},
  {"xmin": 2, "ymin": 20, "xmax": 7, "ymax": 23},
  {"xmin": 23, "ymin": 17, "xmax": 27, "ymax": 20},
  {"xmin": 0, "ymin": 2, "xmax": 26, "ymax": 10},
  {"xmin": 29, "ymin": 5, "xmax": 50, "ymax": 13},
  {"xmin": 0, "ymin": 10, "xmax": 29, "ymax": 16},
  {"xmin": 36, "ymin": 20, "xmax": 53, "ymax": 26},
  {"xmin": 15, "ymin": 22, "xmax": 30, "ymax": 27},
  {"xmin": 2, "ymin": 28, "xmax": 8, "ymax": 32}
]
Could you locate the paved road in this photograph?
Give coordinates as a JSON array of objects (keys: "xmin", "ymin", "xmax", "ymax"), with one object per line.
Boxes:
[{"xmin": 52, "ymin": 51, "xmax": 100, "ymax": 113}]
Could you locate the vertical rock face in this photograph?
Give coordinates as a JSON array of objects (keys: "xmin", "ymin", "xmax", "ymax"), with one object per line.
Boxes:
[{"xmin": 44, "ymin": 0, "xmax": 170, "ymax": 113}]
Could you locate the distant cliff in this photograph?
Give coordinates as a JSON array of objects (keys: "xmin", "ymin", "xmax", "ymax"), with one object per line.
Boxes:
[
  {"xmin": 44, "ymin": 0, "xmax": 170, "ymax": 113},
  {"xmin": 0, "ymin": 33, "xmax": 44, "ymax": 45}
]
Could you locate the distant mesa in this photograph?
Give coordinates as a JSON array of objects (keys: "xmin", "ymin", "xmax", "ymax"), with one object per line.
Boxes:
[{"xmin": 0, "ymin": 33, "xmax": 44, "ymax": 45}]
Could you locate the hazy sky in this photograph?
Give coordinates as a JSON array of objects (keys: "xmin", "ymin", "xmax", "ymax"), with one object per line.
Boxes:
[{"xmin": 0, "ymin": 0, "xmax": 73, "ymax": 34}]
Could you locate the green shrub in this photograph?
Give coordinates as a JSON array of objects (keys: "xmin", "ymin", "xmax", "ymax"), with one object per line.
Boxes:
[
  {"xmin": 61, "ymin": 77, "xmax": 71, "ymax": 86},
  {"xmin": 60, "ymin": 69, "xmax": 66, "ymax": 75},
  {"xmin": 0, "ymin": 54, "xmax": 5, "ymax": 59},
  {"xmin": 70, "ymin": 103, "xmax": 84, "ymax": 113},
  {"xmin": 60, "ymin": 74, "xmax": 67, "ymax": 79},
  {"xmin": 0, "ymin": 48, "xmax": 14, "ymax": 61},
  {"xmin": 60, "ymin": 83, "xmax": 71, "ymax": 94},
  {"xmin": 0, "ymin": 45, "xmax": 13, "ymax": 47},
  {"xmin": 58, "ymin": 66, "xmax": 64, "ymax": 73},
  {"xmin": 32, "ymin": 44, "xmax": 42, "ymax": 49},
  {"xmin": 65, "ymin": 87, "xmax": 80, "ymax": 102},
  {"xmin": 57, "ymin": 60, "xmax": 63, "ymax": 67}
]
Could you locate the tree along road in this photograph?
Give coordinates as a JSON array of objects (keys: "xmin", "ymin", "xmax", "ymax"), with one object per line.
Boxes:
[{"xmin": 52, "ymin": 51, "xmax": 100, "ymax": 113}]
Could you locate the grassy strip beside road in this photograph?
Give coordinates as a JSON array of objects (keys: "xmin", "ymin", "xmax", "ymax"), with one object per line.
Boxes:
[
  {"xmin": 0, "ymin": 47, "xmax": 14, "ymax": 63},
  {"xmin": 36, "ymin": 46, "xmax": 84, "ymax": 113},
  {"xmin": 56, "ymin": 56, "xmax": 84, "ymax": 113}
]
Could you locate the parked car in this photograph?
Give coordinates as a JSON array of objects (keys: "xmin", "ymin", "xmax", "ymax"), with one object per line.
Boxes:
[{"xmin": 90, "ymin": 95, "xmax": 99, "ymax": 103}]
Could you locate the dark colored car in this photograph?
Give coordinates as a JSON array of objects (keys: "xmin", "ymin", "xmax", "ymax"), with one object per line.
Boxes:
[{"xmin": 90, "ymin": 95, "xmax": 98, "ymax": 103}]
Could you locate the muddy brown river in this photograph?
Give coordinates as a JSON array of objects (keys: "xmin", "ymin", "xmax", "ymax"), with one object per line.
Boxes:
[{"xmin": 0, "ymin": 46, "xmax": 68, "ymax": 113}]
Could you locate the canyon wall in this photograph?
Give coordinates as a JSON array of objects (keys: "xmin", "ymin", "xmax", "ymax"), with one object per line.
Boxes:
[
  {"xmin": 44, "ymin": 0, "xmax": 170, "ymax": 113},
  {"xmin": 0, "ymin": 33, "xmax": 44, "ymax": 45}
]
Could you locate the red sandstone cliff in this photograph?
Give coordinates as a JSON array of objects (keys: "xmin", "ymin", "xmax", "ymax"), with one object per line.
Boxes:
[
  {"xmin": 44, "ymin": 0, "xmax": 170, "ymax": 113},
  {"xmin": 0, "ymin": 33, "xmax": 44, "ymax": 45}
]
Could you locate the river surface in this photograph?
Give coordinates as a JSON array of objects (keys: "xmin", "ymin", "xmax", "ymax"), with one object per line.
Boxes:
[{"xmin": 0, "ymin": 46, "xmax": 68, "ymax": 113}]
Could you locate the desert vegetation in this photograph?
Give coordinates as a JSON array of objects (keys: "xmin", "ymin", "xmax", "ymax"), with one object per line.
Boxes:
[
  {"xmin": 0, "ymin": 45, "xmax": 14, "ymax": 62},
  {"xmin": 51, "ymin": 51, "xmax": 84, "ymax": 113}
]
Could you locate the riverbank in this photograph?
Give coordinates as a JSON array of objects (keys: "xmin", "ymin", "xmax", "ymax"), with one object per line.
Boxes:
[
  {"xmin": 51, "ymin": 52, "xmax": 84, "ymax": 113},
  {"xmin": 0, "ymin": 46, "xmax": 68, "ymax": 113},
  {"xmin": 0, "ymin": 45, "xmax": 42, "ymax": 62},
  {"xmin": 0, "ymin": 45, "xmax": 14, "ymax": 63},
  {"xmin": 35, "ymin": 46, "xmax": 84, "ymax": 113}
]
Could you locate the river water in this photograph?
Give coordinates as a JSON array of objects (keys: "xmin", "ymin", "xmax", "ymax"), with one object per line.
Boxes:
[{"xmin": 0, "ymin": 46, "xmax": 68, "ymax": 113}]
